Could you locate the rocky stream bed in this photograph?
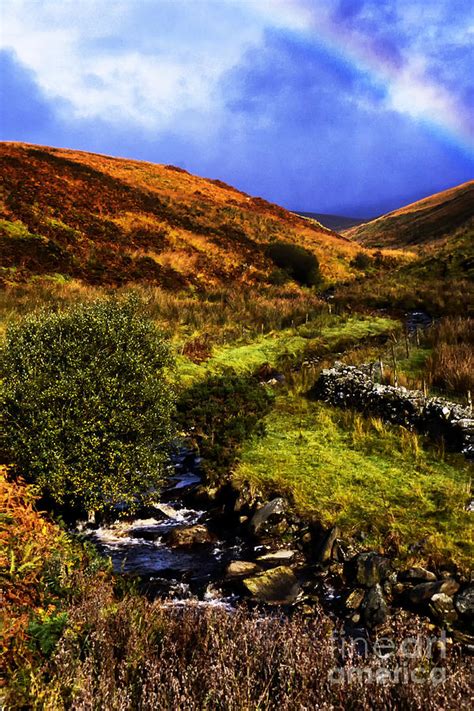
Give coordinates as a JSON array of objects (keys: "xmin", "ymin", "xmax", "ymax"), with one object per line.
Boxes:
[{"xmin": 79, "ymin": 443, "xmax": 474, "ymax": 651}]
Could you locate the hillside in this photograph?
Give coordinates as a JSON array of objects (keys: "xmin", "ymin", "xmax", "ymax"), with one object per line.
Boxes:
[
  {"xmin": 0, "ymin": 142, "xmax": 361, "ymax": 289},
  {"xmin": 294, "ymin": 211, "xmax": 367, "ymax": 232},
  {"xmin": 344, "ymin": 181, "xmax": 474, "ymax": 250}
]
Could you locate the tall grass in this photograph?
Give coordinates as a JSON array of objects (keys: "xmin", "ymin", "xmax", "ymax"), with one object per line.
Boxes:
[{"xmin": 426, "ymin": 317, "xmax": 474, "ymax": 395}]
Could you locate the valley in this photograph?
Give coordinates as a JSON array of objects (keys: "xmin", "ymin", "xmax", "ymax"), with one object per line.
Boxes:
[{"xmin": 1, "ymin": 143, "xmax": 473, "ymax": 708}]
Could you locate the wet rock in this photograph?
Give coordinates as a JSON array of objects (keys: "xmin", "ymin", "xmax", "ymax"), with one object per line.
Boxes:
[
  {"xmin": 167, "ymin": 524, "xmax": 215, "ymax": 548},
  {"xmin": 315, "ymin": 525, "xmax": 339, "ymax": 564},
  {"xmin": 350, "ymin": 551, "xmax": 391, "ymax": 588},
  {"xmin": 345, "ymin": 588, "xmax": 365, "ymax": 610},
  {"xmin": 400, "ymin": 567, "xmax": 437, "ymax": 583},
  {"xmin": 454, "ymin": 586, "xmax": 474, "ymax": 619},
  {"xmin": 250, "ymin": 498, "xmax": 286, "ymax": 533},
  {"xmin": 408, "ymin": 579, "xmax": 460, "ymax": 605},
  {"xmin": 226, "ymin": 561, "xmax": 262, "ymax": 578},
  {"xmin": 361, "ymin": 584, "xmax": 388, "ymax": 628},
  {"xmin": 243, "ymin": 566, "xmax": 300, "ymax": 604},
  {"xmin": 429, "ymin": 593, "xmax": 458, "ymax": 624},
  {"xmin": 256, "ymin": 549, "xmax": 297, "ymax": 565}
]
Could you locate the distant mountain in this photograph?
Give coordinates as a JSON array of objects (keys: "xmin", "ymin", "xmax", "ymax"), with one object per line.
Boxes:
[
  {"xmin": 344, "ymin": 181, "xmax": 474, "ymax": 250},
  {"xmin": 294, "ymin": 212, "xmax": 368, "ymax": 233},
  {"xmin": 0, "ymin": 142, "xmax": 360, "ymax": 288}
]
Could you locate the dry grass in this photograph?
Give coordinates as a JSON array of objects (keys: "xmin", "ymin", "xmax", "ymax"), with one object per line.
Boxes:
[{"xmin": 426, "ymin": 317, "xmax": 474, "ymax": 395}]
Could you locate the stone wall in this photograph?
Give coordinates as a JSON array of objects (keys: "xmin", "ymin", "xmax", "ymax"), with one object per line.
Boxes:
[{"xmin": 311, "ymin": 362, "xmax": 473, "ymax": 458}]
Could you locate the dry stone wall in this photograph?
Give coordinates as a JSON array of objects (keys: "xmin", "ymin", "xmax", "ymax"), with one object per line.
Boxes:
[{"xmin": 312, "ymin": 362, "xmax": 474, "ymax": 458}]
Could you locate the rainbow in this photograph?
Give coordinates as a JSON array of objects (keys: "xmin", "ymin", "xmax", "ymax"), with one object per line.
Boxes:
[{"xmin": 279, "ymin": 1, "xmax": 474, "ymax": 156}]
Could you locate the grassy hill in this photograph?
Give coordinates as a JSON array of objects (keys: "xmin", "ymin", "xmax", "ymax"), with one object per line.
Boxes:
[
  {"xmin": 0, "ymin": 142, "xmax": 362, "ymax": 289},
  {"xmin": 344, "ymin": 180, "xmax": 474, "ymax": 250}
]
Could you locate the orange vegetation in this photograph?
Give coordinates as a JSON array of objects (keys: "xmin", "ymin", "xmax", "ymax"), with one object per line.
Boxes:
[
  {"xmin": 344, "ymin": 180, "xmax": 474, "ymax": 250},
  {"xmin": 0, "ymin": 142, "xmax": 361, "ymax": 289}
]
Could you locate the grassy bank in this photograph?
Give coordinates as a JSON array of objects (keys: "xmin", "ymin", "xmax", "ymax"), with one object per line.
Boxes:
[{"xmin": 233, "ymin": 395, "xmax": 472, "ymax": 568}]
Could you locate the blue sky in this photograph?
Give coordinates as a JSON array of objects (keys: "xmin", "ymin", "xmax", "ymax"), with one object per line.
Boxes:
[{"xmin": 1, "ymin": 0, "xmax": 473, "ymax": 216}]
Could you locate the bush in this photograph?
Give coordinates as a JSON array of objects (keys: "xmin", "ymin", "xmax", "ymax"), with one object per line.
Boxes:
[
  {"xmin": 351, "ymin": 251, "xmax": 373, "ymax": 270},
  {"xmin": 176, "ymin": 374, "xmax": 273, "ymax": 480},
  {"xmin": 1, "ymin": 297, "xmax": 175, "ymax": 514},
  {"xmin": 265, "ymin": 241, "xmax": 321, "ymax": 287}
]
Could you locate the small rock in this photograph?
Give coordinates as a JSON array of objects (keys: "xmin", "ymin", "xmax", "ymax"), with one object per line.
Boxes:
[
  {"xmin": 429, "ymin": 593, "xmax": 458, "ymax": 624},
  {"xmin": 454, "ymin": 586, "xmax": 474, "ymax": 619},
  {"xmin": 408, "ymin": 579, "xmax": 460, "ymax": 605},
  {"xmin": 345, "ymin": 588, "xmax": 365, "ymax": 610},
  {"xmin": 226, "ymin": 560, "xmax": 262, "ymax": 578},
  {"xmin": 361, "ymin": 584, "xmax": 388, "ymax": 628},
  {"xmin": 256, "ymin": 549, "xmax": 297, "ymax": 565},
  {"xmin": 400, "ymin": 567, "xmax": 437, "ymax": 583},
  {"xmin": 167, "ymin": 524, "xmax": 215, "ymax": 548},
  {"xmin": 243, "ymin": 566, "xmax": 300, "ymax": 604},
  {"xmin": 250, "ymin": 498, "xmax": 286, "ymax": 533}
]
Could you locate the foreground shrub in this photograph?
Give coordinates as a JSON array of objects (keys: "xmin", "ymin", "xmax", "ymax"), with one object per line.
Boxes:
[
  {"xmin": 1, "ymin": 297, "xmax": 175, "ymax": 514},
  {"xmin": 176, "ymin": 373, "xmax": 273, "ymax": 480},
  {"xmin": 266, "ymin": 241, "xmax": 321, "ymax": 287}
]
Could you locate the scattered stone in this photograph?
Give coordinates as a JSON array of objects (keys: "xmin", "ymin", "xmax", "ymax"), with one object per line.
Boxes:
[
  {"xmin": 256, "ymin": 549, "xmax": 297, "ymax": 565},
  {"xmin": 454, "ymin": 586, "xmax": 474, "ymax": 619},
  {"xmin": 400, "ymin": 567, "xmax": 437, "ymax": 583},
  {"xmin": 226, "ymin": 560, "xmax": 262, "ymax": 578},
  {"xmin": 250, "ymin": 498, "xmax": 286, "ymax": 533},
  {"xmin": 243, "ymin": 566, "xmax": 300, "ymax": 604},
  {"xmin": 429, "ymin": 593, "xmax": 458, "ymax": 624},
  {"xmin": 361, "ymin": 584, "xmax": 388, "ymax": 628},
  {"xmin": 408, "ymin": 579, "xmax": 460, "ymax": 605},
  {"xmin": 167, "ymin": 524, "xmax": 215, "ymax": 548}
]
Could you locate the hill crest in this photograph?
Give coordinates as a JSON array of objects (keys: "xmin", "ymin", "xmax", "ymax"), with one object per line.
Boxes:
[{"xmin": 0, "ymin": 142, "xmax": 360, "ymax": 289}]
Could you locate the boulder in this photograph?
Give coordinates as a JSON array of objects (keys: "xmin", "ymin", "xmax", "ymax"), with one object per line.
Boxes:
[
  {"xmin": 429, "ymin": 593, "xmax": 458, "ymax": 624},
  {"xmin": 351, "ymin": 552, "xmax": 391, "ymax": 588},
  {"xmin": 243, "ymin": 566, "xmax": 300, "ymax": 604},
  {"xmin": 167, "ymin": 524, "xmax": 215, "ymax": 548},
  {"xmin": 454, "ymin": 586, "xmax": 474, "ymax": 619},
  {"xmin": 400, "ymin": 567, "xmax": 437, "ymax": 583},
  {"xmin": 250, "ymin": 498, "xmax": 286, "ymax": 533},
  {"xmin": 408, "ymin": 579, "xmax": 460, "ymax": 605},
  {"xmin": 226, "ymin": 560, "xmax": 262, "ymax": 578},
  {"xmin": 361, "ymin": 584, "xmax": 388, "ymax": 628}
]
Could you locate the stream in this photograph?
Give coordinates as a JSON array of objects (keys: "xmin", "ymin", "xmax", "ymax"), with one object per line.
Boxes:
[{"xmin": 82, "ymin": 448, "xmax": 253, "ymax": 607}]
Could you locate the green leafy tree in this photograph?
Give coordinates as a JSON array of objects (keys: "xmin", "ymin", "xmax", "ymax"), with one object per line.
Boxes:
[{"xmin": 1, "ymin": 297, "xmax": 175, "ymax": 514}]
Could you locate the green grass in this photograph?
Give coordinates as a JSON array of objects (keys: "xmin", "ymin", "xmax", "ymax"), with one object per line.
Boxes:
[
  {"xmin": 233, "ymin": 394, "xmax": 472, "ymax": 568},
  {"xmin": 175, "ymin": 314, "xmax": 398, "ymax": 385}
]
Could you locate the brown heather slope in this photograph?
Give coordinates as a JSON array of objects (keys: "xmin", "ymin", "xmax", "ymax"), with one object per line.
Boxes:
[
  {"xmin": 344, "ymin": 180, "xmax": 474, "ymax": 250},
  {"xmin": 0, "ymin": 142, "xmax": 361, "ymax": 289}
]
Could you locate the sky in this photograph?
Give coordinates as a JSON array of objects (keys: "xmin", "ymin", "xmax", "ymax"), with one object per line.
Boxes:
[{"xmin": 1, "ymin": 0, "xmax": 473, "ymax": 217}]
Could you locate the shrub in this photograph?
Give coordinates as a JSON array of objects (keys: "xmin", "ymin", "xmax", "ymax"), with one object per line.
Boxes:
[
  {"xmin": 351, "ymin": 251, "xmax": 373, "ymax": 270},
  {"xmin": 1, "ymin": 297, "xmax": 175, "ymax": 514},
  {"xmin": 176, "ymin": 374, "xmax": 273, "ymax": 480},
  {"xmin": 265, "ymin": 241, "xmax": 321, "ymax": 287}
]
